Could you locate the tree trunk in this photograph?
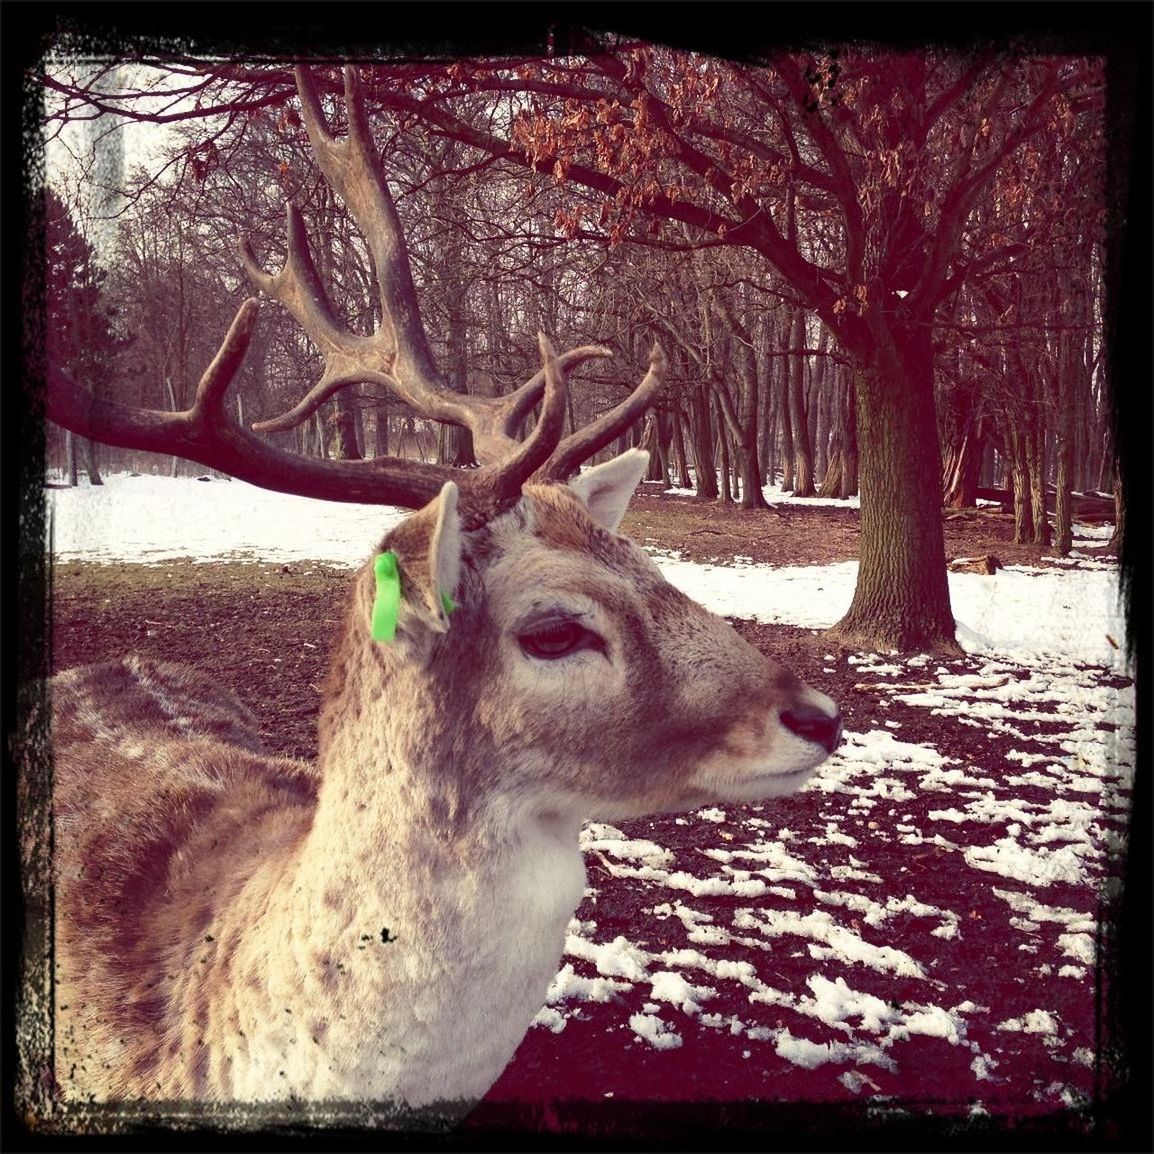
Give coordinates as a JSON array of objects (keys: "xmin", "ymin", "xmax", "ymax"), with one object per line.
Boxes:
[
  {"xmin": 326, "ymin": 393, "xmax": 362, "ymax": 461},
  {"xmin": 811, "ymin": 325, "xmax": 831, "ymax": 483},
  {"xmin": 164, "ymin": 375, "xmax": 181, "ymax": 478},
  {"xmin": 787, "ymin": 309, "xmax": 815, "ymax": 497},
  {"xmin": 439, "ymin": 305, "xmax": 477, "ymax": 468},
  {"xmin": 1009, "ymin": 430, "xmax": 1034, "ymax": 544},
  {"xmin": 779, "ymin": 369, "xmax": 795, "ymax": 493},
  {"xmin": 373, "ymin": 396, "xmax": 390, "ymax": 457},
  {"xmin": 717, "ymin": 423, "xmax": 733, "ymax": 503},
  {"xmin": 690, "ymin": 382, "xmax": 718, "ymax": 500},
  {"xmin": 828, "ymin": 324, "xmax": 959, "ymax": 654},
  {"xmin": 736, "ymin": 373, "xmax": 767, "ymax": 510},
  {"xmin": 1053, "ymin": 264, "xmax": 1085, "ymax": 558},
  {"xmin": 1108, "ymin": 470, "xmax": 1123, "ymax": 553},
  {"xmin": 82, "ymin": 438, "xmax": 103, "ymax": 486},
  {"xmin": 65, "ymin": 430, "xmax": 79, "ymax": 487},
  {"xmin": 672, "ymin": 409, "xmax": 691, "ymax": 489},
  {"xmin": 760, "ymin": 373, "xmax": 777, "ymax": 487},
  {"xmin": 818, "ymin": 362, "xmax": 855, "ymax": 500},
  {"xmin": 640, "ymin": 412, "xmax": 670, "ymax": 487},
  {"xmin": 1026, "ymin": 423, "xmax": 1050, "ymax": 547},
  {"xmin": 942, "ymin": 429, "xmax": 984, "ymax": 509},
  {"xmin": 841, "ymin": 371, "xmax": 859, "ymax": 499}
]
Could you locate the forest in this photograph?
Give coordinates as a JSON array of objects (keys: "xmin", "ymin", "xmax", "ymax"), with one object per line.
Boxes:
[{"xmin": 39, "ymin": 39, "xmax": 1119, "ymax": 653}]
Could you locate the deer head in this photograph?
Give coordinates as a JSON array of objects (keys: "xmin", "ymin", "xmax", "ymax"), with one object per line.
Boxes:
[{"xmin": 318, "ymin": 433, "xmax": 839, "ymax": 838}]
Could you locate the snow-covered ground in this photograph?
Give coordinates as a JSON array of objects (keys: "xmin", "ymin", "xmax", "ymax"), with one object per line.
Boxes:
[
  {"xmin": 46, "ymin": 473, "xmax": 1126, "ymax": 671},
  {"xmin": 44, "ymin": 474, "xmax": 1134, "ymax": 1120}
]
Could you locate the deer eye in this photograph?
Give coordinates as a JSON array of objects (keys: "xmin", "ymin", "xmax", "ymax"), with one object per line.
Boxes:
[{"xmin": 518, "ymin": 620, "xmax": 604, "ymax": 660}]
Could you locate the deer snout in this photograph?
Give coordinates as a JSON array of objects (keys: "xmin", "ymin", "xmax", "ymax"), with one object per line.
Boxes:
[{"xmin": 780, "ymin": 696, "xmax": 842, "ymax": 754}]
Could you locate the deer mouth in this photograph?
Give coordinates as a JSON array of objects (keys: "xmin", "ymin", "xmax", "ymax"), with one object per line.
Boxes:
[{"xmin": 688, "ymin": 757, "xmax": 828, "ymax": 804}]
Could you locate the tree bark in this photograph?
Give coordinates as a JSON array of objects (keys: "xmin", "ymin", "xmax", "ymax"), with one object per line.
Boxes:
[
  {"xmin": 1009, "ymin": 429, "xmax": 1034, "ymax": 544},
  {"xmin": 840, "ymin": 369, "xmax": 859, "ymax": 499},
  {"xmin": 811, "ymin": 327, "xmax": 830, "ymax": 484},
  {"xmin": 329, "ymin": 392, "xmax": 362, "ymax": 461},
  {"xmin": 828, "ymin": 323, "xmax": 960, "ymax": 654},
  {"xmin": 672, "ymin": 409, "xmax": 691, "ymax": 489},
  {"xmin": 717, "ymin": 421, "xmax": 733, "ymax": 504},
  {"xmin": 759, "ymin": 366, "xmax": 776, "ymax": 486},
  {"xmin": 1052, "ymin": 261, "xmax": 1086, "ymax": 557},
  {"xmin": 1026, "ymin": 422, "xmax": 1050, "ymax": 547},
  {"xmin": 1108, "ymin": 470, "xmax": 1123, "ymax": 554},
  {"xmin": 65, "ymin": 430, "xmax": 79, "ymax": 487},
  {"xmin": 640, "ymin": 411, "xmax": 671, "ymax": 487},
  {"xmin": 690, "ymin": 381, "xmax": 718, "ymax": 500},
  {"xmin": 942, "ymin": 429, "xmax": 984, "ymax": 509},
  {"xmin": 817, "ymin": 362, "xmax": 855, "ymax": 500},
  {"xmin": 787, "ymin": 308, "xmax": 815, "ymax": 497},
  {"xmin": 778, "ymin": 362, "xmax": 795, "ymax": 494},
  {"xmin": 82, "ymin": 438, "xmax": 104, "ymax": 486},
  {"xmin": 439, "ymin": 295, "xmax": 477, "ymax": 468}
]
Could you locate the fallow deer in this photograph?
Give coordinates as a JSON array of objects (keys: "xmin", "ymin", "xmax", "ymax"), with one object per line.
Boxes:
[{"xmin": 44, "ymin": 66, "xmax": 841, "ymax": 1120}]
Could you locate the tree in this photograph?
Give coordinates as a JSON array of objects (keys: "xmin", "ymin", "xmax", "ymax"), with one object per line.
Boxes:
[
  {"xmin": 352, "ymin": 47, "xmax": 1101, "ymax": 652},
  {"xmin": 44, "ymin": 187, "xmax": 121, "ymax": 484}
]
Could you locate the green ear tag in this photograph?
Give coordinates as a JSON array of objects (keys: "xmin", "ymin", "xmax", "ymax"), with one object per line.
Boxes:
[
  {"xmin": 440, "ymin": 591, "xmax": 456, "ymax": 616},
  {"xmin": 371, "ymin": 551, "xmax": 401, "ymax": 643}
]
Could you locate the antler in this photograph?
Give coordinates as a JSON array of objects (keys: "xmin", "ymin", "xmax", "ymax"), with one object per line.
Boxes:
[{"xmin": 44, "ymin": 64, "xmax": 666, "ymax": 524}]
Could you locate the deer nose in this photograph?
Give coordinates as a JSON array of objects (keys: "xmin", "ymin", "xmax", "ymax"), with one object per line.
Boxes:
[{"xmin": 780, "ymin": 703, "xmax": 842, "ymax": 753}]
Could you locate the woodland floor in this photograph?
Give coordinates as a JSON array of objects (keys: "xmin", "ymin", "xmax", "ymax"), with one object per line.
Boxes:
[{"xmin": 45, "ymin": 493, "xmax": 1130, "ymax": 1146}]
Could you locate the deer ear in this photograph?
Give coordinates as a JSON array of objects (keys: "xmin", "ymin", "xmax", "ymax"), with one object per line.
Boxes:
[
  {"xmin": 384, "ymin": 482, "xmax": 461, "ymax": 635},
  {"xmin": 569, "ymin": 449, "xmax": 650, "ymax": 533},
  {"xmin": 428, "ymin": 482, "xmax": 461, "ymax": 625}
]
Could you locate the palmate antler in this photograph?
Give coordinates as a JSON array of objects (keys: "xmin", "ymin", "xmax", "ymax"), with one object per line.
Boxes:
[{"xmin": 45, "ymin": 65, "xmax": 665, "ymax": 527}]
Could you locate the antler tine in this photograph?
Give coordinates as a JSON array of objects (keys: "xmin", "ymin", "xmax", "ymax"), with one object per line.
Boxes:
[
  {"xmin": 293, "ymin": 64, "xmax": 443, "ymax": 395},
  {"xmin": 48, "ymin": 68, "xmax": 666, "ymax": 522},
  {"xmin": 239, "ymin": 204, "xmax": 353, "ymax": 370},
  {"xmin": 533, "ymin": 342, "xmax": 668, "ymax": 483},
  {"xmin": 462, "ymin": 332, "xmax": 571, "ymax": 527},
  {"xmin": 46, "ymin": 298, "xmax": 259, "ymax": 459},
  {"xmin": 253, "ymin": 344, "xmax": 613, "ymax": 444},
  {"xmin": 248, "ymin": 64, "xmax": 654, "ymax": 514},
  {"xmin": 493, "ymin": 345, "xmax": 613, "ymax": 439}
]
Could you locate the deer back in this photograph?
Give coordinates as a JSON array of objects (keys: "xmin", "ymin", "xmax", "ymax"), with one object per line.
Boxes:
[{"xmin": 52, "ymin": 658, "xmax": 318, "ymax": 1098}]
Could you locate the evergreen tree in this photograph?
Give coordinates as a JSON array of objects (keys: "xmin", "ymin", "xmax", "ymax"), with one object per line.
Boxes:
[{"xmin": 45, "ymin": 187, "xmax": 121, "ymax": 484}]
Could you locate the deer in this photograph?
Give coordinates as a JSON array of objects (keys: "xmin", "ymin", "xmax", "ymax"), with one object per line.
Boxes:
[{"xmin": 43, "ymin": 66, "xmax": 842, "ymax": 1120}]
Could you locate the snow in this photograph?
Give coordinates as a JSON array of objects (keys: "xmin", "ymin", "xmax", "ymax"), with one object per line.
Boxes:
[
  {"xmin": 45, "ymin": 474, "xmax": 1133, "ymax": 1115},
  {"xmin": 629, "ymin": 1012, "xmax": 683, "ymax": 1050}
]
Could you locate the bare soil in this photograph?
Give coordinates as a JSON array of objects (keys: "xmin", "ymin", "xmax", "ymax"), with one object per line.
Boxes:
[{"xmin": 619, "ymin": 491, "xmax": 1096, "ymax": 570}]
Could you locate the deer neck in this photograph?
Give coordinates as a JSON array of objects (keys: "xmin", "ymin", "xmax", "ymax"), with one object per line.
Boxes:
[{"xmin": 231, "ymin": 634, "xmax": 587, "ymax": 1106}]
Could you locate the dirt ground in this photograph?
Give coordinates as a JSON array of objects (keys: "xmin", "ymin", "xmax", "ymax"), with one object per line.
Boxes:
[{"xmin": 621, "ymin": 490, "xmax": 1096, "ymax": 571}]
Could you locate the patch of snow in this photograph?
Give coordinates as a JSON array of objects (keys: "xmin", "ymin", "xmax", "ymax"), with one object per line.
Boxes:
[
  {"xmin": 733, "ymin": 908, "xmax": 926, "ymax": 980},
  {"xmin": 629, "ymin": 1012, "xmax": 683, "ymax": 1050},
  {"xmin": 996, "ymin": 1010, "xmax": 1060, "ymax": 1035},
  {"xmin": 648, "ymin": 971, "xmax": 716, "ymax": 1015}
]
